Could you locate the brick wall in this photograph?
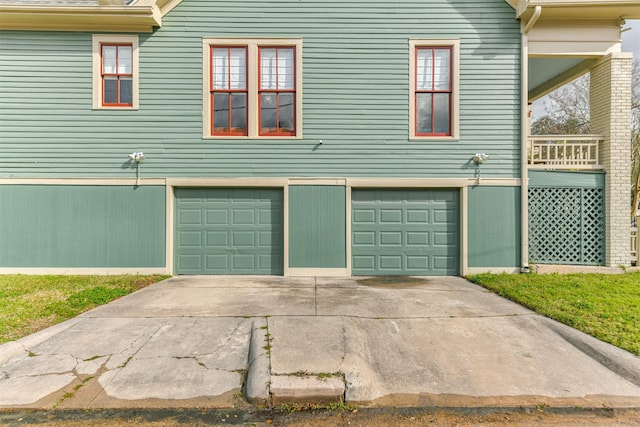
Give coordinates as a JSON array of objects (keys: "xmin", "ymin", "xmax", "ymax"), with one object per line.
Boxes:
[{"xmin": 590, "ymin": 52, "xmax": 633, "ymax": 266}]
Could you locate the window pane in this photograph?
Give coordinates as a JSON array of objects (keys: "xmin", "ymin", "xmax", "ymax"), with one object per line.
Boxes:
[
  {"xmin": 416, "ymin": 93, "xmax": 432, "ymax": 134},
  {"xmin": 118, "ymin": 46, "xmax": 132, "ymax": 74},
  {"xmin": 278, "ymin": 93, "xmax": 294, "ymax": 132},
  {"xmin": 213, "ymin": 93, "xmax": 230, "ymax": 131},
  {"xmin": 104, "ymin": 77, "xmax": 118, "ymax": 104},
  {"xmin": 120, "ymin": 77, "xmax": 133, "ymax": 105},
  {"xmin": 229, "ymin": 48, "xmax": 246, "ymax": 90},
  {"xmin": 260, "ymin": 48, "xmax": 277, "ymax": 90},
  {"xmin": 260, "ymin": 93, "xmax": 277, "ymax": 131},
  {"xmin": 434, "ymin": 48, "xmax": 450, "ymax": 91},
  {"xmin": 416, "ymin": 48, "xmax": 433, "ymax": 90},
  {"xmin": 213, "ymin": 48, "xmax": 229, "ymax": 90},
  {"xmin": 433, "ymin": 93, "xmax": 450, "ymax": 134},
  {"xmin": 231, "ymin": 93, "xmax": 247, "ymax": 132},
  {"xmin": 102, "ymin": 46, "xmax": 117, "ymax": 74},
  {"xmin": 278, "ymin": 48, "xmax": 294, "ymax": 90}
]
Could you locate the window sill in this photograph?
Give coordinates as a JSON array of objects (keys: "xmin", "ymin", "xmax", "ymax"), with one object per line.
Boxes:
[
  {"xmin": 202, "ymin": 135, "xmax": 303, "ymax": 140},
  {"xmin": 410, "ymin": 135, "xmax": 459, "ymax": 142}
]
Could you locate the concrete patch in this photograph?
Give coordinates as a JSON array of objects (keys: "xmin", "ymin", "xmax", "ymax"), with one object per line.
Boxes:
[
  {"xmin": 0, "ymin": 374, "xmax": 76, "ymax": 406},
  {"xmin": 97, "ymin": 357, "xmax": 242, "ymax": 401}
]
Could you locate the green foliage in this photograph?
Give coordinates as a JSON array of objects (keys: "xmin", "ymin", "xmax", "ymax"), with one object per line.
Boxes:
[
  {"xmin": 0, "ymin": 274, "xmax": 169, "ymax": 343},
  {"xmin": 468, "ymin": 272, "xmax": 640, "ymax": 355}
]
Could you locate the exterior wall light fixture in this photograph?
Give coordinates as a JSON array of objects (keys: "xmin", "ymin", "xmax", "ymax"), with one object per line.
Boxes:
[
  {"xmin": 128, "ymin": 152, "xmax": 145, "ymax": 186},
  {"xmin": 473, "ymin": 152, "xmax": 490, "ymax": 164}
]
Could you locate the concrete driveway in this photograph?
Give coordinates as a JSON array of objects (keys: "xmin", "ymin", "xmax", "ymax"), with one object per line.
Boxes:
[{"xmin": 1, "ymin": 275, "xmax": 639, "ymax": 409}]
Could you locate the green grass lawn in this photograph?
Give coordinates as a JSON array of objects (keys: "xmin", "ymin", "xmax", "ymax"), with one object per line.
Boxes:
[
  {"xmin": 468, "ymin": 272, "xmax": 640, "ymax": 356},
  {"xmin": 0, "ymin": 275, "xmax": 169, "ymax": 343}
]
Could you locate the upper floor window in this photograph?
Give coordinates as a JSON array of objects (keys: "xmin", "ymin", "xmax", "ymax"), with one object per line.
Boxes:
[
  {"xmin": 203, "ymin": 38, "xmax": 302, "ymax": 139},
  {"xmin": 101, "ymin": 44, "xmax": 133, "ymax": 107},
  {"xmin": 259, "ymin": 47, "xmax": 296, "ymax": 136},
  {"xmin": 211, "ymin": 47, "xmax": 248, "ymax": 136},
  {"xmin": 409, "ymin": 39, "xmax": 459, "ymax": 139},
  {"xmin": 92, "ymin": 35, "xmax": 139, "ymax": 110}
]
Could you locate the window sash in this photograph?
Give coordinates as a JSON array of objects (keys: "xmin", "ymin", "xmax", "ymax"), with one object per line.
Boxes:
[
  {"xmin": 101, "ymin": 43, "xmax": 133, "ymax": 107},
  {"xmin": 415, "ymin": 46, "xmax": 452, "ymax": 136},
  {"xmin": 210, "ymin": 46, "xmax": 248, "ymax": 136},
  {"xmin": 259, "ymin": 47, "xmax": 296, "ymax": 136}
]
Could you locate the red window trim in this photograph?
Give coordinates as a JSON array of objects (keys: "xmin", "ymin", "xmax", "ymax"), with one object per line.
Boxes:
[
  {"xmin": 210, "ymin": 46, "xmax": 248, "ymax": 136},
  {"xmin": 100, "ymin": 43, "xmax": 133, "ymax": 107},
  {"xmin": 414, "ymin": 46, "xmax": 452, "ymax": 137},
  {"xmin": 258, "ymin": 46, "xmax": 296, "ymax": 137}
]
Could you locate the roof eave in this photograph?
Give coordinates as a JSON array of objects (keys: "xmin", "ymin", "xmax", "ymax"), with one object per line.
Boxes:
[{"xmin": 0, "ymin": 4, "xmax": 162, "ymax": 32}]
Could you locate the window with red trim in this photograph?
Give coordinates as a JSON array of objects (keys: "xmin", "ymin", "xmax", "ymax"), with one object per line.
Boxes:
[
  {"xmin": 211, "ymin": 47, "xmax": 248, "ymax": 136},
  {"xmin": 258, "ymin": 47, "xmax": 296, "ymax": 136},
  {"xmin": 415, "ymin": 46, "xmax": 452, "ymax": 136},
  {"xmin": 101, "ymin": 43, "xmax": 133, "ymax": 107}
]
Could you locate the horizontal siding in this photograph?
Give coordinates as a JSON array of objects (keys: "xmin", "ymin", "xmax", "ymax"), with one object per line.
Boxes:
[{"xmin": 0, "ymin": 0, "xmax": 521, "ymax": 178}]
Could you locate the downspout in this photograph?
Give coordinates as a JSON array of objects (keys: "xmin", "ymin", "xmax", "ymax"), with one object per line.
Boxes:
[
  {"xmin": 520, "ymin": 6, "xmax": 540, "ymax": 273},
  {"xmin": 523, "ymin": 5, "xmax": 541, "ymax": 35}
]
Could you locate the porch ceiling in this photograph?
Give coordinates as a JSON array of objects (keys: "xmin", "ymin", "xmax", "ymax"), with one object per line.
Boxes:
[{"xmin": 529, "ymin": 57, "xmax": 596, "ymax": 101}]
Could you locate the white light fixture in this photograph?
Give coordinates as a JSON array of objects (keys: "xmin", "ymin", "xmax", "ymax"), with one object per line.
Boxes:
[
  {"xmin": 128, "ymin": 152, "xmax": 145, "ymax": 186},
  {"xmin": 128, "ymin": 152, "xmax": 145, "ymax": 163},
  {"xmin": 473, "ymin": 153, "xmax": 490, "ymax": 164}
]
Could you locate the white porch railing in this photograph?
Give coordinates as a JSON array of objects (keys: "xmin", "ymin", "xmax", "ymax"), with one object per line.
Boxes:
[
  {"xmin": 528, "ymin": 135, "xmax": 604, "ymax": 170},
  {"xmin": 632, "ymin": 226, "xmax": 638, "ymax": 266}
]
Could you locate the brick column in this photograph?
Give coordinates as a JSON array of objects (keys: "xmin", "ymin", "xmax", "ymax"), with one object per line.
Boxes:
[{"xmin": 590, "ymin": 52, "xmax": 633, "ymax": 266}]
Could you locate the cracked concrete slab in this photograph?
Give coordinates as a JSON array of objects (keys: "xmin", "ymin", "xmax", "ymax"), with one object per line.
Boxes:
[
  {"xmin": 1, "ymin": 275, "xmax": 639, "ymax": 410},
  {"xmin": 267, "ymin": 314, "xmax": 640, "ymax": 406}
]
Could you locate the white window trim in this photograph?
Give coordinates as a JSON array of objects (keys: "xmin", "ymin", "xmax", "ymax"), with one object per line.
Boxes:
[
  {"xmin": 92, "ymin": 34, "xmax": 139, "ymax": 110},
  {"xmin": 202, "ymin": 37, "xmax": 303, "ymax": 139},
  {"xmin": 409, "ymin": 39, "xmax": 460, "ymax": 140}
]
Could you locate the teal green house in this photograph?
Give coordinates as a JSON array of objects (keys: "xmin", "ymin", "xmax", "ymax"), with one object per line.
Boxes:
[{"xmin": 0, "ymin": 0, "xmax": 636, "ymax": 275}]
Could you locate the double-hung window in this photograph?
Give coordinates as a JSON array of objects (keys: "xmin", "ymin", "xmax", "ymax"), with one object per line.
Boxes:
[
  {"xmin": 410, "ymin": 39, "xmax": 459, "ymax": 139},
  {"xmin": 258, "ymin": 47, "xmax": 296, "ymax": 136},
  {"xmin": 101, "ymin": 44, "xmax": 133, "ymax": 106},
  {"xmin": 92, "ymin": 35, "xmax": 139, "ymax": 109},
  {"xmin": 204, "ymin": 38, "xmax": 302, "ymax": 139},
  {"xmin": 211, "ymin": 47, "xmax": 248, "ymax": 135}
]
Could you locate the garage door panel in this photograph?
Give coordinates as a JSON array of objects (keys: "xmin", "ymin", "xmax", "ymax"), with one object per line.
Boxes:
[
  {"xmin": 406, "ymin": 256, "xmax": 429, "ymax": 269},
  {"xmin": 406, "ymin": 231, "xmax": 429, "ymax": 246},
  {"xmin": 380, "ymin": 209, "xmax": 402, "ymax": 223},
  {"xmin": 433, "ymin": 209, "xmax": 456, "ymax": 224},
  {"xmin": 175, "ymin": 188, "xmax": 283, "ymax": 275},
  {"xmin": 205, "ymin": 209, "xmax": 228, "ymax": 224},
  {"xmin": 352, "ymin": 189, "xmax": 459, "ymax": 276},
  {"xmin": 407, "ymin": 209, "xmax": 429, "ymax": 223},
  {"xmin": 433, "ymin": 231, "xmax": 456, "ymax": 246},
  {"xmin": 179, "ymin": 231, "xmax": 202, "ymax": 247},
  {"xmin": 178, "ymin": 209, "xmax": 202, "ymax": 225}
]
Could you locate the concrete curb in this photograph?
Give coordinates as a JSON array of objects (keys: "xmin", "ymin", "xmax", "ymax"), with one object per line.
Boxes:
[
  {"xmin": 270, "ymin": 375, "xmax": 345, "ymax": 405},
  {"xmin": 538, "ymin": 316, "xmax": 640, "ymax": 387},
  {"xmin": 244, "ymin": 318, "xmax": 271, "ymax": 405}
]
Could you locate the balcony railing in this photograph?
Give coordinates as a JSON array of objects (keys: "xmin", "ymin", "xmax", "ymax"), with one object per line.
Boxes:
[{"xmin": 528, "ymin": 135, "xmax": 604, "ymax": 170}]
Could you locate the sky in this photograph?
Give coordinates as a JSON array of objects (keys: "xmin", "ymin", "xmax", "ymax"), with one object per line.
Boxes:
[{"xmin": 531, "ymin": 19, "xmax": 639, "ymax": 120}]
